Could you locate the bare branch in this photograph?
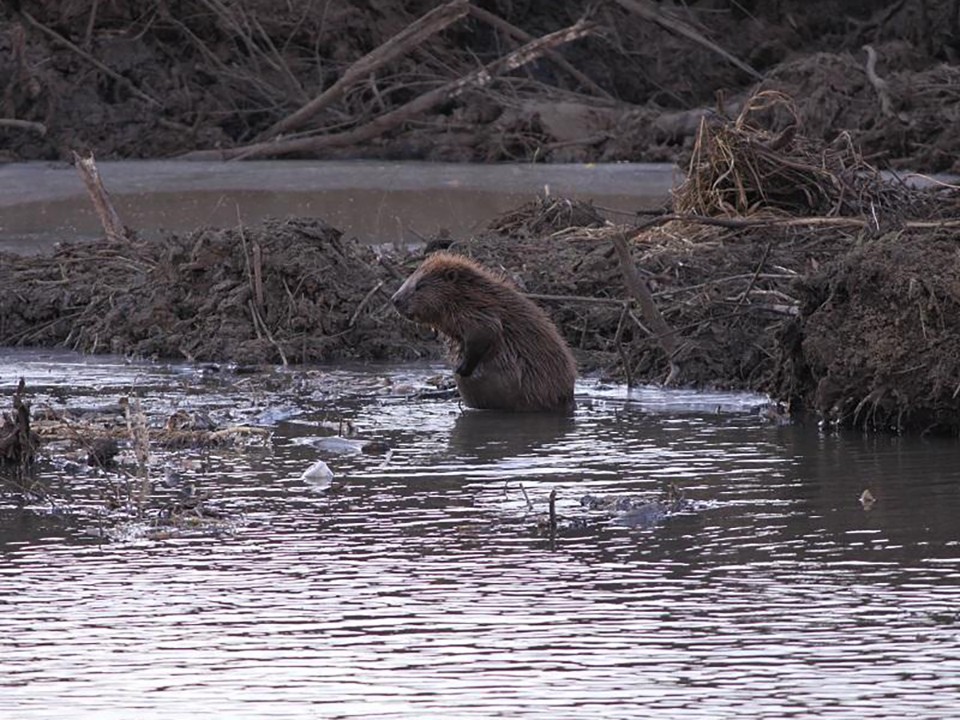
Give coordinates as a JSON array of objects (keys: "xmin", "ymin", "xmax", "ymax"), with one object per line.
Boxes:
[
  {"xmin": 613, "ymin": 0, "xmax": 761, "ymax": 80},
  {"xmin": 258, "ymin": 0, "xmax": 470, "ymax": 141},
  {"xmin": 183, "ymin": 18, "xmax": 595, "ymax": 160}
]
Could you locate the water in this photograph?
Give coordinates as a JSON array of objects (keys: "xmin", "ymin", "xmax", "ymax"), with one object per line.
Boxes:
[
  {"xmin": 1, "ymin": 349, "xmax": 958, "ymax": 719},
  {"xmin": 0, "ymin": 160, "xmax": 677, "ymax": 254}
]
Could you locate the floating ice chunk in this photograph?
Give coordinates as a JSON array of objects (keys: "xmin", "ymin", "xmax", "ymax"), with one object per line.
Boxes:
[{"xmin": 299, "ymin": 459, "xmax": 334, "ymax": 489}]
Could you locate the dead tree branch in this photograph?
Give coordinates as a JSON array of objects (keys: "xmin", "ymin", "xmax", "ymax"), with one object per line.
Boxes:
[
  {"xmin": 611, "ymin": 231, "xmax": 681, "ymax": 385},
  {"xmin": 258, "ymin": 0, "xmax": 470, "ymax": 141},
  {"xmin": 183, "ymin": 18, "xmax": 595, "ymax": 160},
  {"xmin": 468, "ymin": 5, "xmax": 615, "ymax": 102},
  {"xmin": 613, "ymin": 0, "xmax": 761, "ymax": 80},
  {"xmin": 72, "ymin": 151, "xmax": 128, "ymax": 243}
]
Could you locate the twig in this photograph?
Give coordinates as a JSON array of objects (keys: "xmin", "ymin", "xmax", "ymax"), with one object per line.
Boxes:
[
  {"xmin": 654, "ymin": 272, "xmax": 797, "ymax": 298},
  {"xmin": 518, "ymin": 482, "xmax": 534, "ymax": 511},
  {"xmin": 612, "ymin": 303, "xmax": 635, "ymax": 387},
  {"xmin": 854, "ymin": 0, "xmax": 909, "ymax": 41},
  {"xmin": 526, "ymin": 292, "xmax": 625, "ymax": 306},
  {"xmin": 469, "ymin": 5, "xmax": 615, "ymax": 101},
  {"xmin": 613, "ymin": 0, "xmax": 761, "ymax": 80},
  {"xmin": 623, "ymin": 212, "xmax": 960, "ymax": 235},
  {"xmin": 863, "ymin": 44, "xmax": 895, "ymax": 118},
  {"xmin": 18, "ymin": 10, "xmax": 160, "ymax": 107},
  {"xmin": 123, "ymin": 396, "xmax": 151, "ymax": 516},
  {"xmin": 258, "ymin": 0, "xmax": 470, "ymax": 141},
  {"xmin": 248, "ymin": 299, "xmax": 289, "ymax": 366},
  {"xmin": 72, "ymin": 151, "xmax": 127, "ymax": 243},
  {"xmin": 252, "ymin": 242, "xmax": 264, "ymax": 312},
  {"xmin": 0, "ymin": 118, "xmax": 46, "ymax": 135},
  {"xmin": 183, "ymin": 18, "xmax": 595, "ymax": 160},
  {"xmin": 732, "ymin": 241, "xmax": 772, "ymax": 317},
  {"xmin": 548, "ymin": 487, "xmax": 557, "ymax": 534},
  {"xmin": 83, "ymin": 0, "xmax": 99, "ymax": 50},
  {"xmin": 349, "ymin": 281, "xmax": 386, "ymax": 327}
]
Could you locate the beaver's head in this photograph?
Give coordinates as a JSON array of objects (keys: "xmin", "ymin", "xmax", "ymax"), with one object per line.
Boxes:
[{"xmin": 391, "ymin": 252, "xmax": 489, "ymax": 327}]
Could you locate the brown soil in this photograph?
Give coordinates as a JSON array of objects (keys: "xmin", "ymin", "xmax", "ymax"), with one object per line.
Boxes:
[
  {"xmin": 2, "ymin": 1, "xmax": 959, "ymax": 170},
  {"xmin": 0, "ymin": 218, "xmax": 433, "ymax": 364},
  {"xmin": 774, "ymin": 228, "xmax": 960, "ymax": 435}
]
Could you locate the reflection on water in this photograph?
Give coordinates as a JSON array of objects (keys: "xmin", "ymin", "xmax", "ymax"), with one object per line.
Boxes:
[{"xmin": 1, "ymin": 349, "xmax": 959, "ymax": 719}]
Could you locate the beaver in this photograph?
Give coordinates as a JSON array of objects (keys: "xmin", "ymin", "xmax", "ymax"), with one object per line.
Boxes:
[{"xmin": 391, "ymin": 252, "xmax": 576, "ymax": 412}]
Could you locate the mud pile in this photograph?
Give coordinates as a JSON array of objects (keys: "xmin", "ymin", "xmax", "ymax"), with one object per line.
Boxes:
[
  {"xmin": 2, "ymin": 1, "xmax": 959, "ymax": 170},
  {"xmin": 777, "ymin": 229, "xmax": 960, "ymax": 435},
  {"xmin": 0, "ymin": 218, "xmax": 430, "ymax": 364}
]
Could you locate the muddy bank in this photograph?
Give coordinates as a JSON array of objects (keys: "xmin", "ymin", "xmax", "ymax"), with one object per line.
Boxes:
[
  {"xmin": 775, "ymin": 228, "xmax": 960, "ymax": 435},
  {"xmin": 2, "ymin": 1, "xmax": 960, "ymax": 171},
  {"xmin": 2, "ymin": 202, "xmax": 959, "ymax": 434}
]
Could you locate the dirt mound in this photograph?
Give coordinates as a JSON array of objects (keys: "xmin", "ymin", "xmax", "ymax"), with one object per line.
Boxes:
[
  {"xmin": 668, "ymin": 94, "xmax": 960, "ymax": 432},
  {"xmin": 447, "ymin": 202, "xmax": 855, "ymax": 389},
  {"xmin": 757, "ymin": 44, "xmax": 960, "ymax": 173},
  {"xmin": 775, "ymin": 229, "xmax": 960, "ymax": 435},
  {"xmin": 0, "ymin": 218, "xmax": 428, "ymax": 364},
  {"xmin": 3, "ymin": 1, "xmax": 960, "ymax": 169}
]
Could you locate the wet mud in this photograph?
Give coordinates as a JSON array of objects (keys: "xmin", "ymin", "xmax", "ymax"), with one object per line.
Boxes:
[{"xmin": 2, "ymin": 1, "xmax": 960, "ymax": 171}]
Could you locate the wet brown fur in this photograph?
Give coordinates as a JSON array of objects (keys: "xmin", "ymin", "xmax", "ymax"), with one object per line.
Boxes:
[{"xmin": 391, "ymin": 252, "xmax": 577, "ymax": 412}]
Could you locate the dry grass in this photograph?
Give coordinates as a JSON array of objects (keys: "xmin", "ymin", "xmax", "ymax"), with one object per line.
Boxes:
[{"xmin": 673, "ymin": 90, "xmax": 937, "ymax": 221}]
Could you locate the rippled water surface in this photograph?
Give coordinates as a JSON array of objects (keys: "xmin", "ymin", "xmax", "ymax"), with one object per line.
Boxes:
[{"xmin": 1, "ymin": 350, "xmax": 959, "ymax": 719}]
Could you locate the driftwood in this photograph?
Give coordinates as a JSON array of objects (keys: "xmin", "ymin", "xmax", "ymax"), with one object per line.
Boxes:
[
  {"xmin": 613, "ymin": 0, "xmax": 761, "ymax": 80},
  {"xmin": 257, "ymin": 0, "xmax": 470, "ymax": 141},
  {"xmin": 182, "ymin": 18, "xmax": 596, "ymax": 161},
  {"xmin": 72, "ymin": 151, "xmax": 127, "ymax": 242}
]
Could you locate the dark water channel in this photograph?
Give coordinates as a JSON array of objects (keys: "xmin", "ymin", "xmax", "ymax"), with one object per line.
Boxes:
[
  {"xmin": 0, "ymin": 160, "xmax": 677, "ymax": 254},
  {"xmin": 1, "ymin": 349, "xmax": 958, "ymax": 719}
]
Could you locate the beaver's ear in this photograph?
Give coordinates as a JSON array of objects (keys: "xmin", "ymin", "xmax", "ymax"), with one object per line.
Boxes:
[{"xmin": 443, "ymin": 267, "xmax": 461, "ymax": 283}]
